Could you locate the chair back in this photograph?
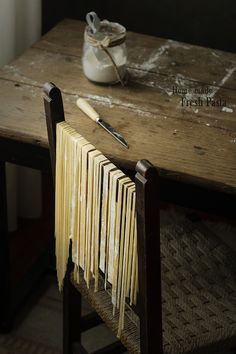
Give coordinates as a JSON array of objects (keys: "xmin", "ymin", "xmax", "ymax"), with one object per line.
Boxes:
[{"xmin": 43, "ymin": 82, "xmax": 163, "ymax": 353}]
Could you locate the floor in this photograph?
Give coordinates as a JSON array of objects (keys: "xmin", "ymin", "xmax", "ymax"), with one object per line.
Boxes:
[{"xmin": 0, "ymin": 273, "xmax": 120, "ymax": 354}]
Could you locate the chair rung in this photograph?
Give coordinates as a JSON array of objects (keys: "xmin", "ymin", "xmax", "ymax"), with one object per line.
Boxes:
[
  {"xmin": 81, "ymin": 311, "xmax": 103, "ymax": 332},
  {"xmin": 91, "ymin": 341, "xmax": 126, "ymax": 354}
]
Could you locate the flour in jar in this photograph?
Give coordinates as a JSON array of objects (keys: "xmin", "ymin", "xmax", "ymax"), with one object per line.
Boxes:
[{"xmin": 82, "ymin": 45, "xmax": 126, "ymax": 84}]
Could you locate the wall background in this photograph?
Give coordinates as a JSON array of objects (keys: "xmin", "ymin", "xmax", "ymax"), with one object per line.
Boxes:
[
  {"xmin": 0, "ymin": 0, "xmax": 42, "ymax": 231},
  {"xmin": 0, "ymin": 0, "xmax": 41, "ymax": 66},
  {"xmin": 42, "ymin": 0, "xmax": 236, "ymax": 53}
]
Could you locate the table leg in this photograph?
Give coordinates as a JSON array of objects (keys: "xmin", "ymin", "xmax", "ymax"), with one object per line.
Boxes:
[{"xmin": 0, "ymin": 161, "xmax": 11, "ymax": 332}]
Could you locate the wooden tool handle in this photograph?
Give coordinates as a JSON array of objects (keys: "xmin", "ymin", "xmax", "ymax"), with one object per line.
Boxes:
[{"xmin": 76, "ymin": 98, "xmax": 100, "ymax": 122}]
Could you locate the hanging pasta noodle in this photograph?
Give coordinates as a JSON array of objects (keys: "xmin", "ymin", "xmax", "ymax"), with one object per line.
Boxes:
[
  {"xmin": 55, "ymin": 121, "xmax": 138, "ymax": 336},
  {"xmin": 93, "ymin": 157, "xmax": 109, "ymax": 291},
  {"xmin": 55, "ymin": 122, "xmax": 75, "ymax": 290}
]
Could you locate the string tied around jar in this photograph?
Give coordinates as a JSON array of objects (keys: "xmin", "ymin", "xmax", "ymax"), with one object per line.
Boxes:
[{"xmin": 84, "ymin": 12, "xmax": 127, "ymax": 86}]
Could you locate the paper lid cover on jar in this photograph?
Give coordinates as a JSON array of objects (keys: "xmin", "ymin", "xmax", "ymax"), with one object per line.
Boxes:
[{"xmin": 85, "ymin": 12, "xmax": 126, "ymax": 47}]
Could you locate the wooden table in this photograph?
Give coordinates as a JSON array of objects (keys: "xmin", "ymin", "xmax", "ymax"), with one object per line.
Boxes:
[
  {"xmin": 1, "ymin": 19, "xmax": 236, "ymax": 193},
  {"xmin": 0, "ymin": 18, "xmax": 236, "ymax": 328}
]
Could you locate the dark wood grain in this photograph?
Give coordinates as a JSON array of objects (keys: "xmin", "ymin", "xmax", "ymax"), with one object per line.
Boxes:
[{"xmin": 135, "ymin": 160, "xmax": 162, "ymax": 354}]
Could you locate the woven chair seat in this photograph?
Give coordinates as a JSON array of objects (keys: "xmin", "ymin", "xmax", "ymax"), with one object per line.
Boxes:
[
  {"xmin": 71, "ymin": 211, "xmax": 236, "ymax": 354},
  {"xmin": 161, "ymin": 212, "xmax": 236, "ymax": 354}
]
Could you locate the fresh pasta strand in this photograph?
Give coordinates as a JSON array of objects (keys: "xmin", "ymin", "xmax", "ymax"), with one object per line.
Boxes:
[
  {"xmin": 93, "ymin": 157, "xmax": 109, "ymax": 291},
  {"xmin": 99, "ymin": 163, "xmax": 116, "ymax": 276}
]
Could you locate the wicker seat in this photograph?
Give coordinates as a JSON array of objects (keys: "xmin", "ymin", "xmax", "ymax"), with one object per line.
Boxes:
[
  {"xmin": 161, "ymin": 212, "xmax": 236, "ymax": 354},
  {"xmin": 69, "ymin": 211, "xmax": 236, "ymax": 354},
  {"xmin": 43, "ymin": 82, "xmax": 236, "ymax": 354}
]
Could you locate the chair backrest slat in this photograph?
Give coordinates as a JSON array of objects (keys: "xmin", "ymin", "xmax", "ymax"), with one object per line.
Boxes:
[{"xmin": 43, "ymin": 82, "xmax": 65, "ymax": 183}]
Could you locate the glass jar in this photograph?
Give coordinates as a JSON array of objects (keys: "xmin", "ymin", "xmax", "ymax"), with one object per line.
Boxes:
[{"xmin": 82, "ymin": 16, "xmax": 127, "ymax": 85}]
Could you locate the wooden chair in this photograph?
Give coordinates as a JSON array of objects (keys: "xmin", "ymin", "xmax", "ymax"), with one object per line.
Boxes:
[{"xmin": 43, "ymin": 82, "xmax": 236, "ymax": 354}]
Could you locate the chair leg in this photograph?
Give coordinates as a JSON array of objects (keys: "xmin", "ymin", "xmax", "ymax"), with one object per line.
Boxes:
[
  {"xmin": 63, "ymin": 262, "xmax": 82, "ymax": 354},
  {"xmin": 135, "ymin": 161, "xmax": 163, "ymax": 354}
]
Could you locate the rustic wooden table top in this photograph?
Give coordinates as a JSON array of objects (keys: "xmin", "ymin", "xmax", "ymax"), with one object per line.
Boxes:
[{"xmin": 0, "ymin": 19, "xmax": 236, "ymax": 193}]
